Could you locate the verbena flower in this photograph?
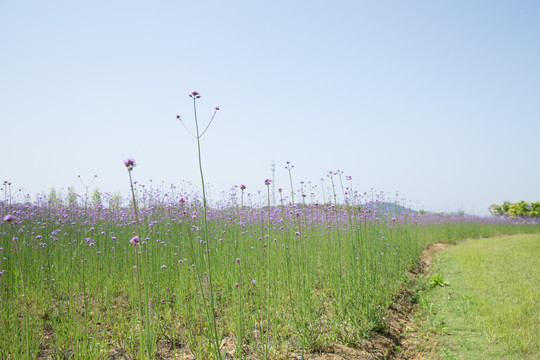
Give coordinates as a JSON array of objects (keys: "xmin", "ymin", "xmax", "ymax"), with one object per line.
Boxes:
[
  {"xmin": 124, "ymin": 158, "xmax": 136, "ymax": 171},
  {"xmin": 3, "ymin": 214, "xmax": 15, "ymax": 223},
  {"xmin": 129, "ymin": 236, "xmax": 139, "ymax": 247}
]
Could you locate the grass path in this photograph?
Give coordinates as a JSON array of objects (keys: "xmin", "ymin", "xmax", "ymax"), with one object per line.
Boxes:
[{"xmin": 419, "ymin": 234, "xmax": 539, "ymax": 360}]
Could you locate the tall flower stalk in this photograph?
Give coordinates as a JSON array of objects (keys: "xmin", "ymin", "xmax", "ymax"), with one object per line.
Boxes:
[
  {"xmin": 177, "ymin": 91, "xmax": 222, "ymax": 359},
  {"xmin": 124, "ymin": 158, "xmax": 153, "ymax": 359}
]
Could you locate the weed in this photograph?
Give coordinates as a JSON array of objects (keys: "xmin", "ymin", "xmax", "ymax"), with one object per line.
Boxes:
[{"xmin": 429, "ymin": 270, "xmax": 449, "ymax": 288}]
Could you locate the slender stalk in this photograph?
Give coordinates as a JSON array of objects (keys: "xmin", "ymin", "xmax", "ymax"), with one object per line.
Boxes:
[
  {"xmin": 186, "ymin": 93, "xmax": 222, "ymax": 359},
  {"xmin": 125, "ymin": 160, "xmax": 152, "ymax": 359}
]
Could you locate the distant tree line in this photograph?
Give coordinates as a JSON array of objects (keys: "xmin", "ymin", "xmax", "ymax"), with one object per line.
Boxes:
[{"xmin": 489, "ymin": 201, "xmax": 540, "ymax": 218}]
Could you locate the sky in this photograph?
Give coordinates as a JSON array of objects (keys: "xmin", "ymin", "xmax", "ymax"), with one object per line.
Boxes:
[{"xmin": 1, "ymin": 0, "xmax": 539, "ymax": 215}]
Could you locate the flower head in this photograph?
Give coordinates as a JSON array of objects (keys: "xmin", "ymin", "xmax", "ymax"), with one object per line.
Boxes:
[
  {"xmin": 124, "ymin": 158, "xmax": 136, "ymax": 171},
  {"xmin": 215, "ymin": 106, "xmax": 220, "ymax": 111},
  {"xmin": 240, "ymin": 185, "xmax": 246, "ymax": 190},
  {"xmin": 189, "ymin": 91, "xmax": 201, "ymax": 99},
  {"xmin": 3, "ymin": 214, "xmax": 15, "ymax": 223},
  {"xmin": 129, "ymin": 236, "xmax": 139, "ymax": 247},
  {"xmin": 264, "ymin": 179, "xmax": 271, "ymax": 186}
]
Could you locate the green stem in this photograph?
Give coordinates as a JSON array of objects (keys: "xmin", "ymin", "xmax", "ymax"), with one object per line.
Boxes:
[{"xmin": 193, "ymin": 97, "xmax": 222, "ymax": 359}]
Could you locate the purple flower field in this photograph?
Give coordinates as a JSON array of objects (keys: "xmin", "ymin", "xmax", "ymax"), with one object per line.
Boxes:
[{"xmin": 1, "ymin": 181, "xmax": 538, "ymax": 359}]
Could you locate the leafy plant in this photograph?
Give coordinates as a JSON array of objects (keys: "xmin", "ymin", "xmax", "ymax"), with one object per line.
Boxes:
[{"xmin": 430, "ymin": 270, "xmax": 449, "ymax": 288}]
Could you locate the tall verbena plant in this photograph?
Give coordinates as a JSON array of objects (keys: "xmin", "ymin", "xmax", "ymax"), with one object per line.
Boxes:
[
  {"xmin": 177, "ymin": 91, "xmax": 222, "ymax": 359},
  {"xmin": 124, "ymin": 158, "xmax": 154, "ymax": 359}
]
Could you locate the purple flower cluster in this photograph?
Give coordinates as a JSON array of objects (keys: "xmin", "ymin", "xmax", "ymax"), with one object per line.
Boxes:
[{"xmin": 124, "ymin": 158, "xmax": 136, "ymax": 171}]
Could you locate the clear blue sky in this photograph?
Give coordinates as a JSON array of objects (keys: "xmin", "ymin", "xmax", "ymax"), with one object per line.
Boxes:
[{"xmin": 1, "ymin": 1, "xmax": 539, "ymax": 215}]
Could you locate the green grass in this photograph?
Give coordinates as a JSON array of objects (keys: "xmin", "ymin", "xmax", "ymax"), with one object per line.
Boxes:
[{"xmin": 420, "ymin": 234, "xmax": 540, "ymax": 360}]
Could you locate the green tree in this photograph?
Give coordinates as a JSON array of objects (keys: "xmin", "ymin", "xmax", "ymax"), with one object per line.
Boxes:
[
  {"xmin": 92, "ymin": 187, "xmax": 102, "ymax": 209},
  {"xmin": 508, "ymin": 201, "xmax": 530, "ymax": 218},
  {"xmin": 109, "ymin": 192, "xmax": 123, "ymax": 210},
  {"xmin": 67, "ymin": 186, "xmax": 78, "ymax": 208},
  {"xmin": 501, "ymin": 201, "xmax": 511, "ymax": 215},
  {"xmin": 529, "ymin": 202, "xmax": 540, "ymax": 218},
  {"xmin": 488, "ymin": 204, "xmax": 504, "ymax": 216},
  {"xmin": 48, "ymin": 187, "xmax": 62, "ymax": 208}
]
